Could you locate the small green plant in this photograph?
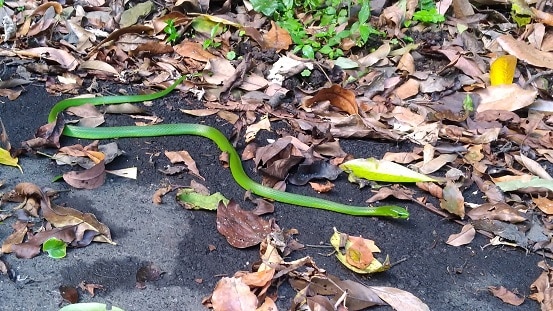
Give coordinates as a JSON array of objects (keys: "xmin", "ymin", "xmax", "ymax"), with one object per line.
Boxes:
[
  {"xmin": 202, "ymin": 23, "xmax": 223, "ymax": 49},
  {"xmin": 413, "ymin": 0, "xmax": 445, "ymax": 24},
  {"xmin": 164, "ymin": 19, "xmax": 180, "ymax": 44},
  {"xmin": 226, "ymin": 50, "xmax": 237, "ymax": 60},
  {"xmin": 250, "ymin": 0, "xmax": 382, "ymax": 59}
]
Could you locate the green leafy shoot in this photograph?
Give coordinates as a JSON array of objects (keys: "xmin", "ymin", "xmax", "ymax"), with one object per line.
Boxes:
[
  {"xmin": 43, "ymin": 237, "xmax": 67, "ymax": 259},
  {"xmin": 203, "ymin": 23, "xmax": 223, "ymax": 49},
  {"xmin": 413, "ymin": 0, "xmax": 445, "ymax": 24},
  {"xmin": 164, "ymin": 19, "xmax": 180, "ymax": 44},
  {"xmin": 463, "ymin": 94, "xmax": 474, "ymax": 112}
]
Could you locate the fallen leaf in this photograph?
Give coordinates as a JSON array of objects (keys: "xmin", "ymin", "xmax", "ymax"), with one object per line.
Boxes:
[
  {"xmin": 330, "ymin": 228, "xmax": 388, "ymax": 274},
  {"xmin": 446, "ymin": 224, "xmax": 476, "ymax": 246},
  {"xmin": 467, "ymin": 202, "xmax": 526, "ymax": 223},
  {"xmin": 488, "ymin": 286, "xmax": 525, "ymax": 306},
  {"xmin": 340, "ymin": 158, "xmax": 438, "ymax": 183},
  {"xmin": 177, "ymin": 188, "xmax": 229, "ymax": 210},
  {"xmin": 63, "ymin": 160, "xmax": 106, "ymax": 189},
  {"xmin": 489, "ymin": 55, "xmax": 517, "ymax": 86},
  {"xmin": 439, "ymin": 181, "xmax": 465, "ymax": 218},
  {"xmin": 304, "ymin": 85, "xmax": 359, "ymax": 115},
  {"xmin": 165, "ymin": 150, "xmax": 204, "ymax": 180},
  {"xmin": 216, "ymin": 201, "xmax": 272, "ymax": 248},
  {"xmin": 476, "ymin": 84, "xmax": 537, "ymax": 112},
  {"xmin": 309, "ymin": 181, "xmax": 334, "ymax": 193},
  {"xmin": 78, "ymin": 281, "xmax": 104, "ymax": 297},
  {"xmin": 369, "ymin": 286, "xmax": 430, "ymax": 311},
  {"xmin": 263, "ymin": 21, "xmax": 292, "ymax": 52},
  {"xmin": 497, "ymin": 34, "xmax": 553, "ymax": 69},
  {"xmin": 211, "ymin": 277, "xmax": 258, "ymax": 311},
  {"xmin": 532, "ymin": 197, "xmax": 553, "ymax": 215}
]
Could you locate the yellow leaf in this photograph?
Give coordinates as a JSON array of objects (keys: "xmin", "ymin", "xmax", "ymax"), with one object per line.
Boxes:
[
  {"xmin": 490, "ymin": 55, "xmax": 517, "ymax": 86},
  {"xmin": 0, "ymin": 147, "xmax": 22, "ymax": 172}
]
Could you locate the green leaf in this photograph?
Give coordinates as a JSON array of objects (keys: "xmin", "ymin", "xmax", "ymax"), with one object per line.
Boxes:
[
  {"xmin": 176, "ymin": 189, "xmax": 229, "ymax": 210},
  {"xmin": 358, "ymin": 1, "xmax": 371, "ymax": 24},
  {"xmin": 413, "ymin": 8, "xmax": 445, "ymax": 23},
  {"xmin": 340, "ymin": 158, "xmax": 438, "ymax": 183},
  {"xmin": 302, "ymin": 45, "xmax": 315, "ymax": 59},
  {"xmin": 58, "ymin": 302, "xmax": 125, "ymax": 311},
  {"xmin": 42, "ymin": 238, "xmax": 67, "ymax": 259},
  {"xmin": 249, "ymin": 0, "xmax": 280, "ymax": 16}
]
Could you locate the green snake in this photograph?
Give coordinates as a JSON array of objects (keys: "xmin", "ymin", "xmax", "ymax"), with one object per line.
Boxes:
[{"xmin": 48, "ymin": 77, "xmax": 409, "ymax": 219}]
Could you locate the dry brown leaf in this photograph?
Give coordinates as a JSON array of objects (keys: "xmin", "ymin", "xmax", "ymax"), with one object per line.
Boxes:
[
  {"xmin": 11, "ymin": 226, "xmax": 77, "ymax": 259},
  {"xmin": 1, "ymin": 221, "xmax": 28, "ymax": 254},
  {"xmin": 216, "ymin": 201, "xmax": 272, "ymax": 248},
  {"xmin": 394, "ymin": 78, "xmax": 420, "ymax": 99},
  {"xmin": 369, "ymin": 286, "xmax": 430, "ymax": 311},
  {"xmin": 488, "ymin": 286, "xmax": 525, "ymax": 306},
  {"xmin": 416, "ymin": 182, "xmax": 443, "ymax": 199},
  {"xmin": 345, "ymin": 236, "xmax": 375, "ymax": 270},
  {"xmin": 136, "ymin": 262, "xmax": 164, "ymax": 289},
  {"xmin": 382, "ymin": 151, "xmax": 422, "ymax": 164},
  {"xmin": 174, "ymin": 41, "xmax": 216, "ymax": 61},
  {"xmin": 516, "ymin": 153, "xmax": 553, "ymax": 180},
  {"xmin": 446, "ymin": 224, "xmax": 476, "ymax": 246},
  {"xmin": 304, "ymin": 85, "xmax": 359, "ymax": 115},
  {"xmin": 79, "ymin": 60, "xmax": 119, "ymax": 76},
  {"xmin": 165, "ymin": 150, "xmax": 204, "ymax": 180},
  {"xmin": 78, "ymin": 281, "xmax": 104, "ymax": 297},
  {"xmin": 497, "ymin": 34, "xmax": 553, "ymax": 69},
  {"xmin": 17, "ymin": 47, "xmax": 78, "ymax": 70},
  {"xmin": 418, "ymin": 153, "xmax": 458, "ymax": 175},
  {"xmin": 152, "ymin": 185, "xmax": 173, "ymax": 204},
  {"xmin": 476, "ymin": 84, "xmax": 537, "ymax": 112},
  {"xmin": 439, "ymin": 181, "xmax": 465, "ymax": 218},
  {"xmin": 211, "ymin": 277, "xmax": 258, "ymax": 311},
  {"xmin": 0, "ymin": 89, "xmax": 22, "ymax": 100},
  {"xmin": 309, "ymin": 181, "xmax": 335, "ymax": 193},
  {"xmin": 263, "ymin": 21, "xmax": 292, "ymax": 52},
  {"xmin": 63, "ymin": 161, "xmax": 106, "ymax": 189},
  {"xmin": 467, "ymin": 202, "xmax": 527, "ymax": 223},
  {"xmin": 532, "ymin": 197, "xmax": 553, "ymax": 215}
]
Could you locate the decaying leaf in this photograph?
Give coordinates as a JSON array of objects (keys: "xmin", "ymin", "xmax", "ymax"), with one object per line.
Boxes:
[
  {"xmin": 368, "ymin": 286, "xmax": 430, "ymax": 311},
  {"xmin": 216, "ymin": 201, "xmax": 272, "ymax": 248},
  {"xmin": 489, "ymin": 286, "xmax": 525, "ymax": 306},
  {"xmin": 476, "ymin": 84, "xmax": 537, "ymax": 112},
  {"xmin": 330, "ymin": 228, "xmax": 389, "ymax": 274},
  {"xmin": 446, "ymin": 224, "xmax": 476, "ymax": 246}
]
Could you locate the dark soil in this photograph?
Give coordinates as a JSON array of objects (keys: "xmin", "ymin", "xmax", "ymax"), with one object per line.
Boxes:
[{"xmin": 0, "ymin": 80, "xmax": 542, "ymax": 311}]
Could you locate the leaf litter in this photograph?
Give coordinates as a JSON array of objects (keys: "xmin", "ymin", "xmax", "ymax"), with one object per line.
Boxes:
[{"xmin": 3, "ymin": 0, "xmax": 553, "ymax": 308}]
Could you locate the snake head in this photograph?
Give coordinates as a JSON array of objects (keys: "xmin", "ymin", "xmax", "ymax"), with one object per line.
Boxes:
[{"xmin": 383, "ymin": 205, "xmax": 410, "ymax": 219}]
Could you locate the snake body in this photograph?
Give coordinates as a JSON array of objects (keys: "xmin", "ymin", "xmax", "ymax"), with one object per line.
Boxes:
[{"xmin": 49, "ymin": 77, "xmax": 409, "ymax": 218}]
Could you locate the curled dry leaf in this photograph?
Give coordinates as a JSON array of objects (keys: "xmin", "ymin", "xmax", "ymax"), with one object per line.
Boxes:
[
  {"xmin": 497, "ymin": 34, "xmax": 553, "ymax": 69},
  {"xmin": 446, "ymin": 224, "xmax": 476, "ymax": 247},
  {"xmin": 304, "ymin": 84, "xmax": 359, "ymax": 115},
  {"xmin": 330, "ymin": 228, "xmax": 388, "ymax": 274},
  {"xmin": 216, "ymin": 201, "xmax": 272, "ymax": 248}
]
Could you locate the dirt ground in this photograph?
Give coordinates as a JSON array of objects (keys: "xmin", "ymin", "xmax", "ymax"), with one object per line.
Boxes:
[{"xmin": 0, "ymin": 81, "xmax": 543, "ymax": 310}]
